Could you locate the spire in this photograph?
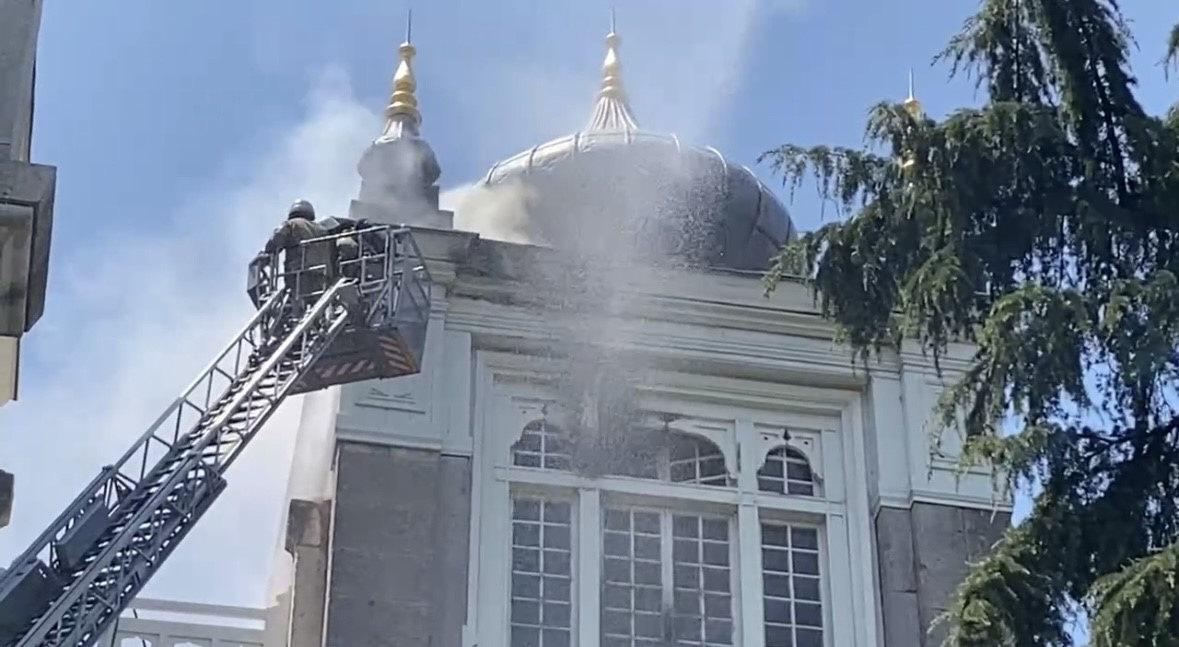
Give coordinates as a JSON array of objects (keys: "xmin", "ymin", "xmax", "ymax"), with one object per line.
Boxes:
[
  {"xmin": 901, "ymin": 70, "xmax": 922, "ymax": 170},
  {"xmin": 586, "ymin": 9, "xmax": 639, "ymax": 132},
  {"xmin": 903, "ymin": 68, "xmax": 924, "ymax": 118},
  {"xmin": 378, "ymin": 10, "xmax": 421, "ymax": 141},
  {"xmin": 354, "ymin": 11, "xmax": 448, "ymax": 229}
]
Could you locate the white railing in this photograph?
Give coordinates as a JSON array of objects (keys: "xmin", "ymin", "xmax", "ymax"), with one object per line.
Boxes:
[{"xmin": 94, "ymin": 598, "xmax": 267, "ymax": 647}]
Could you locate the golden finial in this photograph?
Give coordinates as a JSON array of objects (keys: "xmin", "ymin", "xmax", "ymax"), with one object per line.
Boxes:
[
  {"xmin": 903, "ymin": 69, "xmax": 923, "ymax": 118},
  {"xmin": 900, "ymin": 70, "xmax": 923, "ymax": 170},
  {"xmin": 586, "ymin": 8, "xmax": 639, "ymax": 132},
  {"xmin": 384, "ymin": 9, "xmax": 420, "ymax": 131},
  {"xmin": 600, "ymin": 25, "xmax": 623, "ymax": 99}
]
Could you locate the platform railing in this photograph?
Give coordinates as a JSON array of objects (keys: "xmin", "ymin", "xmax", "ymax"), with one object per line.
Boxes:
[
  {"xmin": 248, "ymin": 225, "xmax": 431, "ymax": 323},
  {"xmin": 96, "ymin": 598, "xmax": 267, "ymax": 647},
  {"xmin": 1, "ymin": 224, "xmax": 429, "ymax": 647}
]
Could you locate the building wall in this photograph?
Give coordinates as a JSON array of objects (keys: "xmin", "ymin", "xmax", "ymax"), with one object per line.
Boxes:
[
  {"xmin": 0, "ymin": 0, "xmax": 43, "ymax": 406},
  {"xmin": 291, "ymin": 231, "xmax": 1013, "ymax": 647},
  {"xmin": 0, "ymin": 0, "xmax": 42, "ymax": 163},
  {"xmin": 324, "ymin": 442, "xmax": 471, "ymax": 647},
  {"xmin": 0, "ymin": 0, "xmax": 53, "ymax": 407}
]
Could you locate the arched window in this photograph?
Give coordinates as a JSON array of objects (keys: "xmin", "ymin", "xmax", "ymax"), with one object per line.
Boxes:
[
  {"xmin": 594, "ymin": 430, "xmax": 730, "ymax": 486},
  {"xmin": 668, "ymin": 434, "xmax": 729, "ymax": 486},
  {"xmin": 509, "ymin": 421, "xmax": 733, "ymax": 487},
  {"xmin": 512, "ymin": 420, "xmax": 571, "ymax": 471},
  {"xmin": 758, "ymin": 446, "xmax": 816, "ymax": 496}
]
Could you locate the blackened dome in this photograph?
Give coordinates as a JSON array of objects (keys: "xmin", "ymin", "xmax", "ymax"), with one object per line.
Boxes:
[{"xmin": 478, "ymin": 30, "xmax": 794, "ymax": 271}]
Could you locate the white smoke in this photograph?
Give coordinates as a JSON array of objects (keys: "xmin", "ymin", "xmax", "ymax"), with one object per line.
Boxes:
[
  {"xmin": 0, "ymin": 67, "xmax": 376, "ymax": 607},
  {"xmin": 444, "ymin": 181, "xmax": 538, "ymax": 245}
]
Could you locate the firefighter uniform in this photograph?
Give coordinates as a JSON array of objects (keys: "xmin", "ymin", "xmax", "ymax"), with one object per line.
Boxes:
[{"xmin": 265, "ymin": 200, "xmax": 333, "ymax": 302}]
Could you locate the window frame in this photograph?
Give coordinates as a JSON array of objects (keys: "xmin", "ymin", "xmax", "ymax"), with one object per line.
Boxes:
[
  {"xmin": 597, "ymin": 498, "xmax": 742, "ymax": 646},
  {"xmin": 468, "ymin": 353, "xmax": 880, "ymax": 647},
  {"xmin": 757, "ymin": 517, "xmax": 830, "ymax": 647},
  {"xmin": 508, "ymin": 490, "xmax": 580, "ymax": 647}
]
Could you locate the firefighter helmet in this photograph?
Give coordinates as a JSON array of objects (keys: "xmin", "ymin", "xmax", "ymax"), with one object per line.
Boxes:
[{"xmin": 288, "ymin": 199, "xmax": 316, "ymax": 220}]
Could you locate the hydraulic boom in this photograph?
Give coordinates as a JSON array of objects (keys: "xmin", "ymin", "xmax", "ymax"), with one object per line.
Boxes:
[{"xmin": 0, "ymin": 225, "xmax": 429, "ymax": 647}]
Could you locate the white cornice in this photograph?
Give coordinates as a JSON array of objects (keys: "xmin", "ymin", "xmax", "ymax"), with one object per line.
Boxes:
[
  {"xmin": 412, "ymin": 226, "xmax": 980, "ymax": 379},
  {"xmin": 876, "ymin": 490, "xmax": 1014, "ymax": 514},
  {"xmin": 445, "ymin": 296, "xmax": 887, "ymax": 388}
]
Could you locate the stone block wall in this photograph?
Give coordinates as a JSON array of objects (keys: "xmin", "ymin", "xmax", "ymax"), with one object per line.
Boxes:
[
  {"xmin": 323, "ymin": 442, "xmax": 471, "ymax": 647},
  {"xmin": 876, "ymin": 502, "xmax": 1010, "ymax": 646}
]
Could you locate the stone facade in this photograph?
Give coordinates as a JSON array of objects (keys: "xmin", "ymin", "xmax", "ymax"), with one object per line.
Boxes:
[
  {"xmin": 0, "ymin": 0, "xmax": 42, "ymax": 163},
  {"xmin": 269, "ymin": 230, "xmax": 1013, "ymax": 647},
  {"xmin": 323, "ymin": 442, "xmax": 470, "ymax": 647},
  {"xmin": 876, "ymin": 503, "xmax": 1010, "ymax": 646},
  {"xmin": 284, "ymin": 499, "xmax": 331, "ymax": 647},
  {"xmin": 0, "ymin": 0, "xmax": 55, "ymax": 406}
]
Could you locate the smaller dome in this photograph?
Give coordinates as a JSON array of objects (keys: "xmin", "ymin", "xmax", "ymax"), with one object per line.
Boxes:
[{"xmin": 477, "ymin": 28, "xmax": 794, "ymax": 271}]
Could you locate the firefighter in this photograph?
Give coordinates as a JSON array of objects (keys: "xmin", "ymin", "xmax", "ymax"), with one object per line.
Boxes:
[
  {"xmin": 265, "ymin": 199, "xmax": 332, "ymax": 304},
  {"xmin": 337, "ymin": 232, "xmax": 360, "ymax": 277},
  {"xmin": 319, "ymin": 215, "xmax": 361, "ymax": 279}
]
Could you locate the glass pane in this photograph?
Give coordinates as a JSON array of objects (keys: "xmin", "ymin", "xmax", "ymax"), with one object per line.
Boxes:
[
  {"xmin": 600, "ymin": 508, "xmax": 736, "ymax": 646},
  {"xmin": 511, "ymin": 497, "xmax": 574, "ymax": 646},
  {"xmin": 542, "ymin": 629, "xmax": 571, "ymax": 647},
  {"xmin": 601, "ymin": 507, "xmax": 663, "ymax": 645},
  {"xmin": 757, "ymin": 447, "xmax": 816, "ymax": 497},
  {"xmin": 672, "ymin": 514, "xmax": 733, "ymax": 646},
  {"xmin": 513, "ymin": 421, "xmax": 571, "ymax": 472},
  {"xmin": 668, "ymin": 436, "xmax": 730, "ymax": 487},
  {"xmin": 634, "ymin": 512, "xmax": 660, "ymax": 534},
  {"xmin": 761, "ymin": 522, "xmax": 824, "ymax": 647}
]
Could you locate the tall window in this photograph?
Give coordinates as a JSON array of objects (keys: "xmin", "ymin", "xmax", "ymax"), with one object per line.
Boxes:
[
  {"xmin": 601, "ymin": 508, "xmax": 664, "ymax": 644},
  {"xmin": 497, "ymin": 415, "xmax": 832, "ymax": 646},
  {"xmin": 668, "ymin": 513, "xmax": 734, "ymax": 646},
  {"xmin": 510, "ymin": 497, "xmax": 574, "ymax": 647},
  {"xmin": 761, "ymin": 523, "xmax": 823, "ymax": 647},
  {"xmin": 601, "ymin": 508, "xmax": 734, "ymax": 646}
]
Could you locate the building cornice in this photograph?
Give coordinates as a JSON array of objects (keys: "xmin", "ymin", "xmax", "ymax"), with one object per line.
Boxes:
[{"xmin": 408, "ymin": 228, "xmax": 978, "ymax": 379}]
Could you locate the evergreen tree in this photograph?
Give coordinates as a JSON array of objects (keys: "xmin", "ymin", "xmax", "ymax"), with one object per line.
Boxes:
[{"xmin": 762, "ymin": 2, "xmax": 1179, "ymax": 644}]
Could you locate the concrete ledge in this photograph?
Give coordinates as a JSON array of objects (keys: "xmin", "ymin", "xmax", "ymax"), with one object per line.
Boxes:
[{"xmin": 0, "ymin": 159, "xmax": 56, "ymax": 335}]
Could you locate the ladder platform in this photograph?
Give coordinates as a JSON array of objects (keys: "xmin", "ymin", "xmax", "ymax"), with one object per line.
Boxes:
[
  {"xmin": 0, "ymin": 225, "xmax": 429, "ymax": 647},
  {"xmin": 290, "ymin": 323, "xmax": 422, "ymax": 394}
]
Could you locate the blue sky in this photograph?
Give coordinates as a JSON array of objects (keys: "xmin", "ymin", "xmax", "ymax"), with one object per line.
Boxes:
[{"xmin": 2, "ymin": 0, "xmax": 1176, "ymax": 610}]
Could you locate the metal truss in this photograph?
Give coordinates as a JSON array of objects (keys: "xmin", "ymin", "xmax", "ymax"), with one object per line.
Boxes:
[{"xmin": 0, "ymin": 225, "xmax": 428, "ymax": 647}]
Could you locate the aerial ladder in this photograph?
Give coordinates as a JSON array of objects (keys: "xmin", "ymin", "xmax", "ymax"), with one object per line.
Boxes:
[{"xmin": 0, "ymin": 225, "xmax": 431, "ymax": 647}]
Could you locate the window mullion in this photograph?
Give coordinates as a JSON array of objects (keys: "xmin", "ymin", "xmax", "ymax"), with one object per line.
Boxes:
[
  {"xmin": 660, "ymin": 511, "xmax": 675, "ymax": 639},
  {"xmin": 576, "ymin": 488, "xmax": 601, "ymax": 647},
  {"xmin": 738, "ymin": 503, "xmax": 766, "ymax": 647}
]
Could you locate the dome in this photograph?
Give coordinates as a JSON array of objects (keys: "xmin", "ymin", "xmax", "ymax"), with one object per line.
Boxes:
[{"xmin": 478, "ymin": 30, "xmax": 795, "ymax": 271}]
